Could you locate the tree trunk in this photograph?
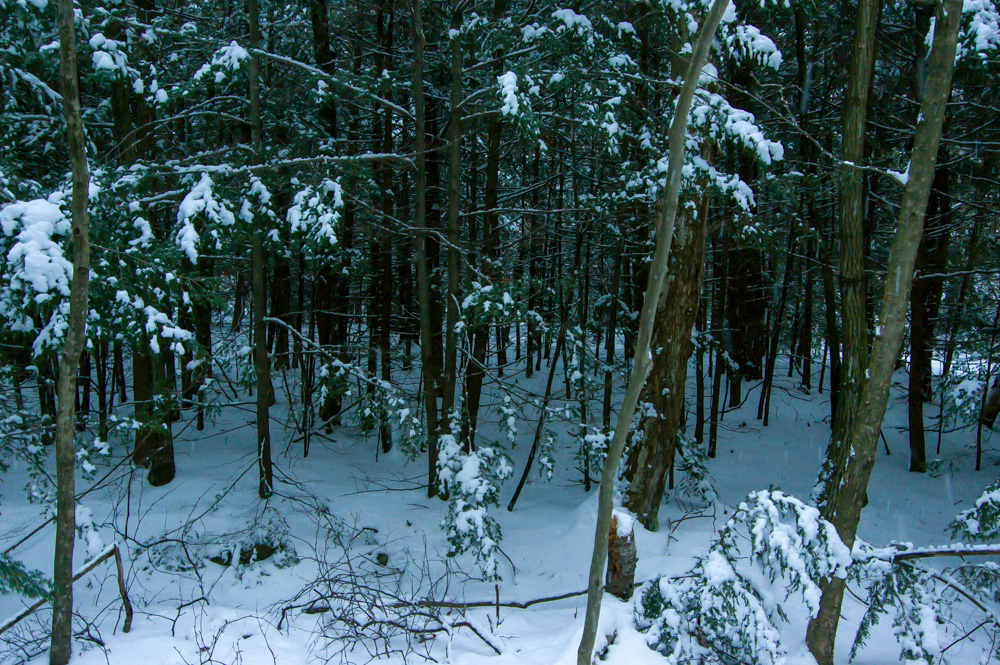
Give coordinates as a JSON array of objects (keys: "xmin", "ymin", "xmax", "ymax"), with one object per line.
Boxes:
[
  {"xmin": 708, "ymin": 216, "xmax": 729, "ymax": 459},
  {"xmin": 907, "ymin": 0, "xmax": 945, "ymax": 472},
  {"xmin": 578, "ymin": 2, "xmax": 730, "ymax": 659},
  {"xmin": 461, "ymin": 0, "xmax": 506, "ymax": 449},
  {"xmin": 412, "ymin": 0, "xmax": 441, "ymax": 496},
  {"xmin": 441, "ymin": 0, "xmax": 463, "ymax": 427},
  {"xmin": 377, "ymin": 6, "xmax": 395, "ymax": 454},
  {"xmin": 605, "ymin": 515, "xmax": 637, "ymax": 601},
  {"xmin": 757, "ymin": 215, "xmax": 798, "ymax": 424},
  {"xmin": 51, "ymin": 0, "xmax": 92, "ymax": 659},
  {"xmin": 603, "ymin": 237, "xmax": 623, "ymax": 430},
  {"xmin": 807, "ymin": 2, "xmax": 961, "ymax": 660},
  {"xmin": 627, "ymin": 188, "xmax": 710, "ymax": 530},
  {"xmin": 907, "ymin": 163, "xmax": 949, "ymax": 472},
  {"xmin": 818, "ymin": 0, "xmax": 882, "ymax": 504},
  {"xmin": 249, "ymin": 0, "xmax": 272, "ymax": 499}
]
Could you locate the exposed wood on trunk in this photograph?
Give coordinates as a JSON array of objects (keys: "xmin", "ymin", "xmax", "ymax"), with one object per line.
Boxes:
[{"xmin": 605, "ymin": 515, "xmax": 637, "ymax": 601}]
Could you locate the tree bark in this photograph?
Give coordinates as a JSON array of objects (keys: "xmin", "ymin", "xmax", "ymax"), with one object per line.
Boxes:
[
  {"xmin": 249, "ymin": 0, "xmax": 272, "ymax": 499},
  {"xmin": 757, "ymin": 215, "xmax": 798, "ymax": 424},
  {"xmin": 461, "ymin": 0, "xmax": 506, "ymax": 449},
  {"xmin": 605, "ymin": 516, "xmax": 636, "ymax": 601},
  {"xmin": 626, "ymin": 188, "xmax": 710, "ymax": 530},
  {"xmin": 412, "ymin": 0, "xmax": 441, "ymax": 496},
  {"xmin": 603, "ymin": 237, "xmax": 623, "ymax": 430},
  {"xmin": 806, "ymin": 2, "xmax": 962, "ymax": 660},
  {"xmin": 577, "ymin": 1, "xmax": 730, "ymax": 660},
  {"xmin": 441, "ymin": 0, "xmax": 463, "ymax": 428},
  {"xmin": 817, "ymin": 0, "xmax": 882, "ymax": 507},
  {"xmin": 51, "ymin": 0, "xmax": 92, "ymax": 659}
]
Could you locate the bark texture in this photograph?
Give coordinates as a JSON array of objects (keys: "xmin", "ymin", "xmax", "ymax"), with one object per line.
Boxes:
[
  {"xmin": 51, "ymin": 0, "xmax": 93, "ymax": 660},
  {"xmin": 806, "ymin": 2, "xmax": 962, "ymax": 660},
  {"xmin": 577, "ymin": 2, "xmax": 730, "ymax": 660}
]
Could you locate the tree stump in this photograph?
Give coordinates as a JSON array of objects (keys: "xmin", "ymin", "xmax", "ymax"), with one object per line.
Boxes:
[{"xmin": 606, "ymin": 513, "xmax": 637, "ymax": 600}]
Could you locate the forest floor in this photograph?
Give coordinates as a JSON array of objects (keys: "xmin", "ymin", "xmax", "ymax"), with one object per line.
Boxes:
[{"xmin": 1, "ymin": 344, "xmax": 997, "ymax": 665}]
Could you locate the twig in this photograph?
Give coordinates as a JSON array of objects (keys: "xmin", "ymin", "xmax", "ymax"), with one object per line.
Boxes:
[
  {"xmin": 0, "ymin": 543, "xmax": 132, "ymax": 636},
  {"xmin": 893, "ymin": 545, "xmax": 1000, "ymax": 561}
]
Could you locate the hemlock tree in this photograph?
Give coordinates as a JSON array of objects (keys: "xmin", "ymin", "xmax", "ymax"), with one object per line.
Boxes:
[
  {"xmin": 1, "ymin": 0, "xmax": 1000, "ymax": 659},
  {"xmin": 577, "ymin": 0, "xmax": 732, "ymax": 660}
]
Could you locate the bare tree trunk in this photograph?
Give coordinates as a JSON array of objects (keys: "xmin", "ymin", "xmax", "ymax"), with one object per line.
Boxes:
[
  {"xmin": 113, "ymin": 341, "xmax": 126, "ymax": 403},
  {"xmin": 412, "ymin": 0, "xmax": 441, "ymax": 496},
  {"xmin": 577, "ymin": 2, "xmax": 729, "ymax": 659},
  {"xmin": 795, "ymin": 13, "xmax": 815, "ymax": 394},
  {"xmin": 249, "ymin": 0, "xmax": 272, "ymax": 499},
  {"xmin": 51, "ymin": 0, "xmax": 92, "ymax": 659},
  {"xmin": 818, "ymin": 0, "xmax": 882, "ymax": 504},
  {"xmin": 757, "ymin": 216, "xmax": 798, "ymax": 424},
  {"xmin": 441, "ymin": 0, "xmax": 463, "ymax": 427},
  {"xmin": 820, "ymin": 213, "xmax": 843, "ymax": 419},
  {"xmin": 708, "ymin": 218, "xmax": 728, "ymax": 459},
  {"xmin": 806, "ymin": 2, "xmax": 961, "ymax": 660},
  {"xmin": 526, "ymin": 146, "xmax": 542, "ymax": 378},
  {"xmin": 626, "ymin": 185, "xmax": 710, "ymax": 530},
  {"xmin": 799, "ymin": 235, "xmax": 814, "ymax": 390},
  {"xmin": 603, "ymin": 237, "xmax": 623, "ymax": 430},
  {"xmin": 377, "ymin": 6, "xmax": 395, "ymax": 454},
  {"xmin": 907, "ymin": 0, "xmax": 949, "ymax": 473},
  {"xmin": 908, "ymin": 162, "xmax": 950, "ymax": 472},
  {"xmin": 695, "ymin": 296, "xmax": 706, "ymax": 446},
  {"xmin": 461, "ymin": 0, "xmax": 506, "ymax": 449},
  {"xmin": 96, "ymin": 338, "xmax": 108, "ymax": 440}
]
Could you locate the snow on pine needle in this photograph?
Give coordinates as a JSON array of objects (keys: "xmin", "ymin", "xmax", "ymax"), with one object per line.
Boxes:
[
  {"xmin": 437, "ymin": 433, "xmax": 513, "ymax": 581},
  {"xmin": 636, "ymin": 490, "xmax": 852, "ymax": 665},
  {"xmin": 287, "ymin": 178, "xmax": 343, "ymax": 247}
]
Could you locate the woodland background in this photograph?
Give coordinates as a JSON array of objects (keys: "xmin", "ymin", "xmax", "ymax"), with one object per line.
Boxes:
[{"xmin": 2, "ymin": 0, "xmax": 1000, "ymax": 663}]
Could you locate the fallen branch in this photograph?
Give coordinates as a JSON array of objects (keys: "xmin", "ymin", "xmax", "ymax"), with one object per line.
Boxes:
[
  {"xmin": 893, "ymin": 545, "xmax": 1000, "ymax": 561},
  {"xmin": 286, "ymin": 581, "xmax": 648, "ymax": 621},
  {"xmin": 0, "ymin": 543, "xmax": 133, "ymax": 636}
]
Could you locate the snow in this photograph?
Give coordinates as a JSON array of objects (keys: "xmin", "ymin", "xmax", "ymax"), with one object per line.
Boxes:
[
  {"xmin": 498, "ymin": 71, "xmax": 520, "ymax": 116},
  {"xmin": 888, "ymin": 161, "xmax": 911, "ymax": 185},
  {"xmin": 729, "ymin": 25, "xmax": 783, "ymax": 70},
  {"xmin": 0, "ymin": 197, "xmax": 72, "ymax": 301},
  {"xmin": 74, "ymin": 505, "xmax": 105, "ymax": 560},
  {"xmin": 552, "ymin": 8, "xmax": 593, "ymax": 35},
  {"xmin": 287, "ymin": 178, "xmax": 341, "ymax": 244},
  {"xmin": 522, "ymin": 24, "xmax": 548, "ymax": 41},
  {"xmin": 175, "ymin": 173, "xmax": 236, "ymax": 263},
  {"xmin": 961, "ymin": 0, "xmax": 1000, "ymax": 58},
  {"xmin": 0, "ymin": 347, "xmax": 996, "ymax": 665},
  {"xmin": 193, "ymin": 41, "xmax": 251, "ymax": 82}
]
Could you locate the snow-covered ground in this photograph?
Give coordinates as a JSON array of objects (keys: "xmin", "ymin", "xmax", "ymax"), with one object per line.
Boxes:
[{"xmin": 1, "ymin": 346, "xmax": 996, "ymax": 665}]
